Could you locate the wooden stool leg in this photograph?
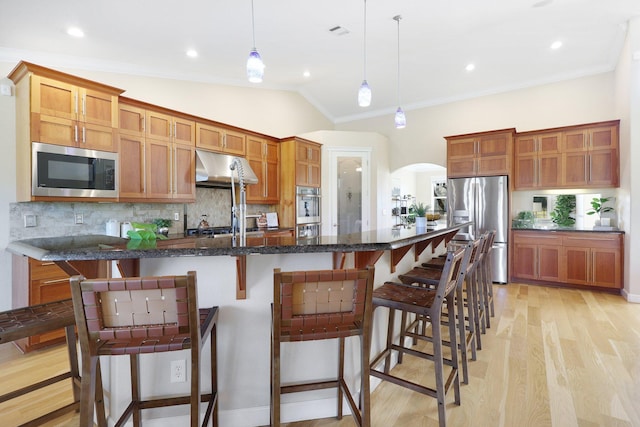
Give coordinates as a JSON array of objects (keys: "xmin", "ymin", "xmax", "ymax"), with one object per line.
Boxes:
[
  {"xmin": 383, "ymin": 308, "xmax": 395, "ymax": 374},
  {"xmin": 64, "ymin": 324, "xmax": 80, "ymax": 404},
  {"xmin": 131, "ymin": 354, "xmax": 141, "ymax": 427},
  {"xmin": 360, "ymin": 332, "xmax": 371, "ymax": 427},
  {"xmin": 211, "ymin": 324, "xmax": 218, "ymax": 427},
  {"xmin": 79, "ymin": 355, "xmax": 98, "ymax": 427},
  {"xmin": 95, "ymin": 360, "xmax": 107, "ymax": 427},
  {"xmin": 271, "ymin": 327, "xmax": 281, "ymax": 426},
  {"xmin": 337, "ymin": 337, "xmax": 345, "ymax": 420}
]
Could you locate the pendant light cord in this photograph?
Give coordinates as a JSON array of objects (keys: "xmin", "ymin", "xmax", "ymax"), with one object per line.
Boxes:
[
  {"xmin": 363, "ymin": 0, "xmax": 367, "ymax": 80},
  {"xmin": 251, "ymin": 0, "xmax": 257, "ymax": 49},
  {"xmin": 395, "ymin": 15, "xmax": 402, "ymax": 106}
]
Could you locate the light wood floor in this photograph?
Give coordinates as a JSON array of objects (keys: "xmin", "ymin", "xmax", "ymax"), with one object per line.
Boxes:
[{"xmin": 2, "ymin": 283, "xmax": 639, "ymax": 427}]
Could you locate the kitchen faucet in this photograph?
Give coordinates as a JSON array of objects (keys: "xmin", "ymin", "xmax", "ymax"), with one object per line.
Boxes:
[{"xmin": 230, "ymin": 157, "xmax": 246, "ymax": 245}]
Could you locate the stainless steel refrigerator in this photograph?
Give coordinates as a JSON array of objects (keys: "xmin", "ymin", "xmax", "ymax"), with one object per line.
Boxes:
[{"xmin": 447, "ymin": 175, "xmax": 509, "ymax": 283}]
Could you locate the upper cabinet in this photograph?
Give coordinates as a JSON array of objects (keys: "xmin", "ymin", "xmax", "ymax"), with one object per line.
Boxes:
[
  {"xmin": 514, "ymin": 131, "xmax": 562, "ymax": 189},
  {"xmin": 513, "ymin": 120, "xmax": 620, "ymax": 190},
  {"xmin": 8, "ymin": 61, "xmax": 124, "ymax": 201},
  {"xmin": 117, "ymin": 99, "xmax": 195, "ymax": 203},
  {"xmin": 446, "ymin": 129, "xmax": 514, "ymax": 178},
  {"xmin": 561, "ymin": 121, "xmax": 619, "ymax": 188},
  {"xmin": 246, "ymin": 136, "xmax": 279, "ymax": 204},
  {"xmin": 196, "ymin": 122, "xmax": 246, "ymax": 156},
  {"xmin": 294, "ymin": 139, "xmax": 322, "ymax": 187}
]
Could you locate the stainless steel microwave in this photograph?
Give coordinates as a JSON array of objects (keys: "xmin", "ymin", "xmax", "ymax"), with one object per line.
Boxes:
[{"xmin": 32, "ymin": 142, "xmax": 118, "ymax": 198}]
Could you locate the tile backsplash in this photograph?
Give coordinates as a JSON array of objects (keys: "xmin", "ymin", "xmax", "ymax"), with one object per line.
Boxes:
[{"xmin": 9, "ymin": 186, "xmax": 277, "ymax": 240}]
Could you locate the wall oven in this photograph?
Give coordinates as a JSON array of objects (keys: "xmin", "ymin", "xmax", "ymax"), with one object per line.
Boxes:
[
  {"xmin": 32, "ymin": 142, "xmax": 118, "ymax": 198},
  {"xmin": 296, "ymin": 186, "xmax": 321, "ymax": 237}
]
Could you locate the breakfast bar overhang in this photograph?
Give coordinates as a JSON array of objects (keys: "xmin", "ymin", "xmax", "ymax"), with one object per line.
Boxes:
[{"xmin": 6, "ymin": 222, "xmax": 470, "ymax": 426}]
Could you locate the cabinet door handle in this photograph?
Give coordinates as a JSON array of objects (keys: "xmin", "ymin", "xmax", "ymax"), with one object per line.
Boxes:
[
  {"xmin": 82, "ymin": 95, "xmax": 86, "ymax": 117},
  {"xmin": 74, "ymin": 124, "xmax": 78, "ymax": 143},
  {"xmin": 74, "ymin": 93, "xmax": 78, "ymax": 115},
  {"xmin": 223, "ymin": 134, "xmax": 227, "ymax": 148},
  {"xmin": 141, "ymin": 116, "xmax": 145, "ymax": 132},
  {"xmin": 173, "ymin": 122, "xmax": 177, "ymax": 141},
  {"xmin": 82, "ymin": 126, "xmax": 86, "ymax": 144},
  {"xmin": 588, "ymin": 156, "xmax": 592, "ymax": 183},
  {"xmin": 142, "ymin": 142, "xmax": 147, "ymax": 193}
]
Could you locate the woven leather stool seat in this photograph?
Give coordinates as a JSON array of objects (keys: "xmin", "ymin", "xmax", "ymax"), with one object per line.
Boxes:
[
  {"xmin": 71, "ymin": 272, "xmax": 218, "ymax": 427},
  {"xmin": 272, "ymin": 267, "xmax": 375, "ymax": 427},
  {"xmin": 0, "ymin": 299, "xmax": 80, "ymax": 427}
]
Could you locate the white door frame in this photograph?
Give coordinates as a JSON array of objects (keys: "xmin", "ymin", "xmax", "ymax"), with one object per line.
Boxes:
[{"xmin": 327, "ymin": 147, "xmax": 371, "ymax": 235}]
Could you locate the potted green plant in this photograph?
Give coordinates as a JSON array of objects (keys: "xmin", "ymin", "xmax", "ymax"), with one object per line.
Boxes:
[
  {"xmin": 152, "ymin": 218, "xmax": 173, "ymax": 236},
  {"xmin": 550, "ymin": 195, "xmax": 576, "ymax": 228},
  {"xmin": 586, "ymin": 197, "xmax": 614, "ymax": 226},
  {"xmin": 410, "ymin": 202, "xmax": 429, "ymax": 228}
]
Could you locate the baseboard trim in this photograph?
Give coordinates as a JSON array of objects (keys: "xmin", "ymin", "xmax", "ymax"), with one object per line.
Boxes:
[{"xmin": 621, "ymin": 288, "xmax": 640, "ymax": 303}]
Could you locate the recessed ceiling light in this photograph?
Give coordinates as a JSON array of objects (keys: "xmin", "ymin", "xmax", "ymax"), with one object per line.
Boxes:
[
  {"xmin": 465, "ymin": 63, "xmax": 475, "ymax": 72},
  {"xmin": 67, "ymin": 27, "xmax": 84, "ymax": 38},
  {"xmin": 551, "ymin": 40, "xmax": 562, "ymax": 50},
  {"xmin": 303, "ymin": 70, "xmax": 311, "ymax": 78},
  {"xmin": 186, "ymin": 49, "xmax": 198, "ymax": 58}
]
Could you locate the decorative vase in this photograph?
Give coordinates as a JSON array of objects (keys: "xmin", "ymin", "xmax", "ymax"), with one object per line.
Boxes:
[{"xmin": 415, "ymin": 217, "xmax": 427, "ymax": 229}]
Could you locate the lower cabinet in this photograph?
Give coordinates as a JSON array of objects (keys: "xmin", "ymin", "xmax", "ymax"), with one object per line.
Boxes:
[
  {"xmin": 511, "ymin": 230, "xmax": 624, "ymax": 290},
  {"xmin": 512, "ymin": 232, "xmax": 562, "ymax": 282}
]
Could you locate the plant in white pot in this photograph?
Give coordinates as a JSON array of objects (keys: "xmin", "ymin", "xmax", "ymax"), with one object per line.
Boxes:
[
  {"xmin": 410, "ymin": 202, "xmax": 429, "ymax": 229},
  {"xmin": 586, "ymin": 197, "xmax": 614, "ymax": 227}
]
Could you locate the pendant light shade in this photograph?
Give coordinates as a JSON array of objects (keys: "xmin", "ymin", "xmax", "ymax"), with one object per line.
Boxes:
[
  {"xmin": 393, "ymin": 15, "xmax": 405, "ymax": 129},
  {"xmin": 358, "ymin": 0, "xmax": 371, "ymax": 107},
  {"xmin": 394, "ymin": 107, "xmax": 406, "ymax": 129},
  {"xmin": 358, "ymin": 80, "xmax": 371, "ymax": 107},
  {"xmin": 247, "ymin": 0, "xmax": 264, "ymax": 83},
  {"xmin": 247, "ymin": 48, "xmax": 264, "ymax": 83}
]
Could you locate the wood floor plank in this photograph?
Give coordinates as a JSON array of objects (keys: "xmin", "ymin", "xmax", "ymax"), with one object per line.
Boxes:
[{"xmin": 1, "ymin": 283, "xmax": 639, "ymax": 427}]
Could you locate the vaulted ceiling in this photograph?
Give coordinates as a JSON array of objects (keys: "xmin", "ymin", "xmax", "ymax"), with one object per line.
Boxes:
[{"xmin": 1, "ymin": 0, "xmax": 639, "ymax": 123}]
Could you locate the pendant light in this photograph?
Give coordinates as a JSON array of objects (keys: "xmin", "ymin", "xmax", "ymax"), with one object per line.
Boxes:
[
  {"xmin": 358, "ymin": 0, "xmax": 371, "ymax": 107},
  {"xmin": 247, "ymin": 0, "xmax": 265, "ymax": 83},
  {"xmin": 393, "ymin": 15, "xmax": 406, "ymax": 129}
]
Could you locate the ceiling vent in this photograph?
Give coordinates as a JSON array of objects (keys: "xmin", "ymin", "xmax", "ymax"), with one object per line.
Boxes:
[{"xmin": 329, "ymin": 26, "xmax": 350, "ymax": 36}]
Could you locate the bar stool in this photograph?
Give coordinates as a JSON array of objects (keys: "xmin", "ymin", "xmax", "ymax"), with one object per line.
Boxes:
[
  {"xmin": 370, "ymin": 246, "xmax": 468, "ymax": 427},
  {"xmin": 397, "ymin": 237, "xmax": 482, "ymax": 385},
  {"xmin": 480, "ymin": 230, "xmax": 497, "ymax": 325},
  {"xmin": 70, "ymin": 272, "xmax": 218, "ymax": 427},
  {"xmin": 271, "ymin": 267, "xmax": 375, "ymax": 427}
]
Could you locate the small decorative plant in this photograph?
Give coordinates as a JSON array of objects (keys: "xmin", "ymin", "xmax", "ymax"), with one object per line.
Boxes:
[
  {"xmin": 550, "ymin": 195, "xmax": 576, "ymax": 227},
  {"xmin": 410, "ymin": 202, "xmax": 429, "ymax": 217},
  {"xmin": 152, "ymin": 218, "xmax": 173, "ymax": 236},
  {"xmin": 586, "ymin": 197, "xmax": 614, "ymax": 220}
]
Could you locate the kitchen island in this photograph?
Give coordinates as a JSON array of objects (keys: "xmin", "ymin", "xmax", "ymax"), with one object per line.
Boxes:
[{"xmin": 7, "ymin": 222, "xmax": 469, "ymax": 426}]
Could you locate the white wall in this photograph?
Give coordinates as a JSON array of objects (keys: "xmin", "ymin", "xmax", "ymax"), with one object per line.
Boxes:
[{"xmin": 0, "ymin": 77, "xmax": 16, "ymax": 311}]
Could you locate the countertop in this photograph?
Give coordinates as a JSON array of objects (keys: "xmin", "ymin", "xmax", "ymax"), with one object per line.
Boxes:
[{"xmin": 6, "ymin": 222, "xmax": 471, "ymax": 262}]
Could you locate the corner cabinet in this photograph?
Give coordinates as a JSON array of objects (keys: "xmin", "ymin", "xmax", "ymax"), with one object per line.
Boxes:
[
  {"xmin": 8, "ymin": 60, "xmax": 124, "ymax": 202},
  {"xmin": 118, "ymin": 98, "xmax": 196, "ymax": 203},
  {"xmin": 511, "ymin": 230, "xmax": 624, "ymax": 291},
  {"xmin": 246, "ymin": 135, "xmax": 280, "ymax": 204},
  {"xmin": 446, "ymin": 128, "xmax": 514, "ymax": 178}
]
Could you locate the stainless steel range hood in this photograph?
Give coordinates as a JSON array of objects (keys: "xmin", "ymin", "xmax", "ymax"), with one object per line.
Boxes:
[{"xmin": 195, "ymin": 150, "xmax": 258, "ymax": 187}]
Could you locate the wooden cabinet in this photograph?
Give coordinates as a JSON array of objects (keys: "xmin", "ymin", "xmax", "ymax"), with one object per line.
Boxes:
[
  {"xmin": 446, "ymin": 129, "xmax": 514, "ymax": 178},
  {"xmin": 511, "ymin": 230, "xmax": 623, "ymax": 291},
  {"xmin": 117, "ymin": 99, "xmax": 195, "ymax": 202},
  {"xmin": 294, "ymin": 139, "xmax": 321, "ymax": 187},
  {"xmin": 512, "ymin": 231, "xmax": 562, "ymax": 282},
  {"xmin": 246, "ymin": 136, "xmax": 279, "ymax": 204},
  {"xmin": 29, "ymin": 74, "xmax": 119, "ymax": 152},
  {"xmin": 563, "ymin": 233, "xmax": 623, "ymax": 289},
  {"xmin": 514, "ymin": 131, "xmax": 562, "ymax": 189},
  {"xmin": 561, "ymin": 121, "xmax": 619, "ymax": 188},
  {"xmin": 278, "ymin": 137, "xmax": 322, "ymax": 228},
  {"xmin": 196, "ymin": 122, "xmax": 246, "ymax": 156},
  {"xmin": 8, "ymin": 61, "xmax": 124, "ymax": 202}
]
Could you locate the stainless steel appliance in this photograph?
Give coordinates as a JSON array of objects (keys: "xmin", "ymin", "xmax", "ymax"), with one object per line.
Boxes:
[
  {"xmin": 447, "ymin": 175, "xmax": 509, "ymax": 283},
  {"xmin": 296, "ymin": 186, "xmax": 321, "ymax": 238},
  {"xmin": 32, "ymin": 142, "xmax": 118, "ymax": 198}
]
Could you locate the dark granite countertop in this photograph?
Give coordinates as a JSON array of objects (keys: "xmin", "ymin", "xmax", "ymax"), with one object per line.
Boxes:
[{"xmin": 6, "ymin": 222, "xmax": 471, "ymax": 261}]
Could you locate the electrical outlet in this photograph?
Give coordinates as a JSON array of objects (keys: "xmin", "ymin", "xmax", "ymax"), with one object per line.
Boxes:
[
  {"xmin": 74, "ymin": 213, "xmax": 83, "ymax": 224},
  {"xmin": 174, "ymin": 212, "xmax": 180, "ymax": 221},
  {"xmin": 170, "ymin": 359, "xmax": 186, "ymax": 383},
  {"xmin": 24, "ymin": 214, "xmax": 37, "ymax": 227}
]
